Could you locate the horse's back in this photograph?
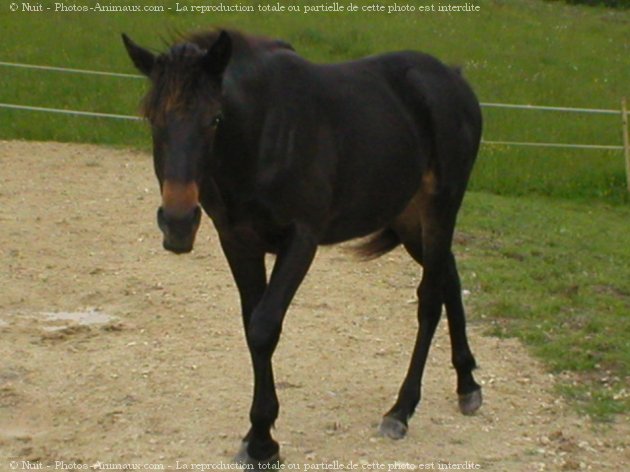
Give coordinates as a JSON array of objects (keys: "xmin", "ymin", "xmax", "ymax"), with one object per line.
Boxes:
[
  {"xmin": 224, "ymin": 48, "xmax": 481, "ymax": 244},
  {"xmin": 315, "ymin": 52, "xmax": 481, "ymax": 240}
]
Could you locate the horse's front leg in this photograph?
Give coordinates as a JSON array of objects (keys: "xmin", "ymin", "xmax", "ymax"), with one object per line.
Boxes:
[
  {"xmin": 219, "ymin": 237, "xmax": 267, "ymax": 454},
  {"xmin": 226, "ymin": 225, "xmax": 317, "ymax": 467}
]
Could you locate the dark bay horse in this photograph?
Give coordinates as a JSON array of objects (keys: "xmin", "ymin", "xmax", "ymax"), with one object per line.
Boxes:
[{"xmin": 123, "ymin": 29, "xmax": 482, "ymax": 466}]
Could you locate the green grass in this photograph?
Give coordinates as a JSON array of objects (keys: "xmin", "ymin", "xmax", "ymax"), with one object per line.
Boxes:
[
  {"xmin": 458, "ymin": 192, "xmax": 630, "ymax": 420},
  {"xmin": 0, "ymin": 0, "xmax": 628, "ymax": 201}
]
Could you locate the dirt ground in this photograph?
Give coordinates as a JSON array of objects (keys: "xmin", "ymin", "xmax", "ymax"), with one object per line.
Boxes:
[{"xmin": 0, "ymin": 140, "xmax": 628, "ymax": 471}]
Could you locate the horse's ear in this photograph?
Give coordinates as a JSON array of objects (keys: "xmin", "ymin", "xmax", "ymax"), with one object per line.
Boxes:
[
  {"xmin": 122, "ymin": 33, "xmax": 155, "ymax": 76},
  {"xmin": 203, "ymin": 30, "xmax": 232, "ymax": 77}
]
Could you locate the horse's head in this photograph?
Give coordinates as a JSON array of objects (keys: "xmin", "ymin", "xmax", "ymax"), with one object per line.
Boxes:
[{"xmin": 122, "ymin": 31, "xmax": 232, "ymax": 254}]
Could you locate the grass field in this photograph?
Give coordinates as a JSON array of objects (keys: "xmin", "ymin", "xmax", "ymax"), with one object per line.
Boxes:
[
  {"xmin": 0, "ymin": 0, "xmax": 628, "ymax": 201},
  {"xmin": 1, "ymin": 0, "xmax": 629, "ymax": 419},
  {"xmin": 457, "ymin": 192, "xmax": 630, "ymax": 420}
]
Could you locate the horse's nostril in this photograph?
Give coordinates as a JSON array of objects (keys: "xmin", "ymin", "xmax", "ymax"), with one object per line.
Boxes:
[
  {"xmin": 156, "ymin": 205, "xmax": 202, "ymax": 243},
  {"xmin": 157, "ymin": 206, "xmax": 168, "ymax": 233},
  {"xmin": 156, "ymin": 205, "xmax": 200, "ymax": 254}
]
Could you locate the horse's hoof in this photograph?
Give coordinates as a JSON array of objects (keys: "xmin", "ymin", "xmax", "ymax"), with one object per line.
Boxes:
[
  {"xmin": 378, "ymin": 416, "xmax": 408, "ymax": 440},
  {"xmin": 234, "ymin": 441, "xmax": 250, "ymax": 463},
  {"xmin": 234, "ymin": 441, "xmax": 282, "ymax": 471},
  {"xmin": 458, "ymin": 388, "xmax": 482, "ymax": 415}
]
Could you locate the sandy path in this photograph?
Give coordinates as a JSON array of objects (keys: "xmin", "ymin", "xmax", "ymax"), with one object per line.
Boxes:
[{"xmin": 0, "ymin": 141, "xmax": 627, "ymax": 471}]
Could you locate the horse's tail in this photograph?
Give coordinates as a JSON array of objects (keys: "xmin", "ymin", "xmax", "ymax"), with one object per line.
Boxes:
[{"xmin": 352, "ymin": 228, "xmax": 401, "ymax": 260}]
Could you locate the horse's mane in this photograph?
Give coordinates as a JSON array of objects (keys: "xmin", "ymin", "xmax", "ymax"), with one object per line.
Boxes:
[{"xmin": 140, "ymin": 29, "xmax": 293, "ymax": 124}]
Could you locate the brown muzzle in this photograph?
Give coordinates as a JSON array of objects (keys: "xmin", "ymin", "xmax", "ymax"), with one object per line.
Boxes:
[{"xmin": 157, "ymin": 181, "xmax": 201, "ymax": 254}]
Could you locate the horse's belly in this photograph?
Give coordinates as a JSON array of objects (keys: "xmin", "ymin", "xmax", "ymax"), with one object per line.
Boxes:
[{"xmin": 320, "ymin": 156, "xmax": 423, "ymax": 244}]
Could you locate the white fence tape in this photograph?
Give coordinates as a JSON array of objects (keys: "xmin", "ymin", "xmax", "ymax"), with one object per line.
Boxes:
[
  {"xmin": 482, "ymin": 140, "xmax": 623, "ymax": 151},
  {"xmin": 0, "ymin": 61, "xmax": 143, "ymax": 79},
  {"xmin": 0, "ymin": 59, "xmax": 621, "ymax": 115},
  {"xmin": 0, "ymin": 101, "xmax": 623, "ymax": 151},
  {"xmin": 0, "ymin": 60, "xmax": 626, "ymax": 153},
  {"xmin": 0, "ymin": 102, "xmax": 142, "ymax": 121},
  {"xmin": 480, "ymin": 102, "xmax": 619, "ymax": 115}
]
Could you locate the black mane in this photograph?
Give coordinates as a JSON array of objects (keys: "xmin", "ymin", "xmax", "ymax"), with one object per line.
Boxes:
[{"xmin": 141, "ymin": 29, "xmax": 293, "ymax": 124}]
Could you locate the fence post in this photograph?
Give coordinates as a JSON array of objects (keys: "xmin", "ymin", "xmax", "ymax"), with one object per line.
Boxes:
[{"xmin": 623, "ymin": 97, "xmax": 630, "ymax": 194}]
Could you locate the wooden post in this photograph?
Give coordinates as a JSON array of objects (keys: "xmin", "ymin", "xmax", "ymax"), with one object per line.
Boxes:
[{"xmin": 623, "ymin": 97, "xmax": 630, "ymax": 194}]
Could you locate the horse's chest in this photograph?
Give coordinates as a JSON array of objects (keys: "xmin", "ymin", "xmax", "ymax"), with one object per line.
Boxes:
[{"xmin": 219, "ymin": 199, "xmax": 286, "ymax": 252}]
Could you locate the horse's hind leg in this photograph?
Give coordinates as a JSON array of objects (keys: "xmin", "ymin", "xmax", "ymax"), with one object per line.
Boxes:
[
  {"xmin": 379, "ymin": 185, "xmax": 481, "ymax": 439},
  {"xmin": 443, "ymin": 251, "xmax": 482, "ymax": 414},
  {"xmin": 399, "ymin": 243, "xmax": 481, "ymax": 415}
]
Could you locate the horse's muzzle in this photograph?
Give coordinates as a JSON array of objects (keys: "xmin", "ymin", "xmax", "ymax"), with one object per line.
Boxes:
[{"xmin": 157, "ymin": 205, "xmax": 202, "ymax": 254}]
